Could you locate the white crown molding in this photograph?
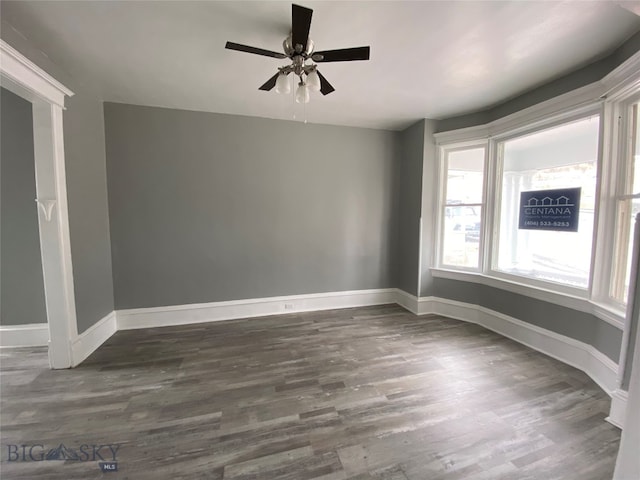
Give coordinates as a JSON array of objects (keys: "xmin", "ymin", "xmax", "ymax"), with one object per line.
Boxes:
[
  {"xmin": 0, "ymin": 39, "xmax": 73, "ymax": 107},
  {"xmin": 434, "ymin": 82, "xmax": 604, "ymax": 144},
  {"xmin": 434, "ymin": 124, "xmax": 490, "ymax": 145},
  {"xmin": 601, "ymin": 49, "xmax": 640, "ymax": 101},
  {"xmin": 0, "ymin": 324, "xmax": 49, "ymax": 347},
  {"xmin": 117, "ymin": 288, "xmax": 398, "ymax": 330},
  {"xmin": 70, "ymin": 311, "xmax": 117, "ymax": 366},
  {"xmin": 435, "ymin": 47, "xmax": 640, "ymax": 145}
]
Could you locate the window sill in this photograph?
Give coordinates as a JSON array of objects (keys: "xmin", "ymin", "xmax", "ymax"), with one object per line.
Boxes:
[{"xmin": 430, "ymin": 267, "xmax": 625, "ymax": 329}]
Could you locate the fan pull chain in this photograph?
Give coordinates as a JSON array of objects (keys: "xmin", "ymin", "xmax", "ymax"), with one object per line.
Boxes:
[{"xmin": 292, "ymin": 74, "xmax": 296, "ymax": 120}]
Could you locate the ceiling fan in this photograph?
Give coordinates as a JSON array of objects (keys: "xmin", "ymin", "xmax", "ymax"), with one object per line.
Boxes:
[{"xmin": 225, "ymin": 3, "xmax": 370, "ymax": 103}]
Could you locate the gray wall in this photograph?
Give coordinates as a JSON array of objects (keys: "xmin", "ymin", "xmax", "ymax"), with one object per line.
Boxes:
[
  {"xmin": 418, "ymin": 120, "xmax": 437, "ymax": 296},
  {"xmin": 1, "ymin": 87, "xmax": 47, "ymax": 326},
  {"xmin": 1, "ymin": 21, "xmax": 115, "ymax": 334},
  {"xmin": 427, "ymin": 279, "xmax": 623, "ymax": 362},
  {"xmin": 63, "ymin": 88, "xmax": 115, "ymax": 333},
  {"xmin": 104, "ymin": 103, "xmax": 397, "ymax": 309},
  {"xmin": 392, "ymin": 120, "xmax": 425, "ymax": 295}
]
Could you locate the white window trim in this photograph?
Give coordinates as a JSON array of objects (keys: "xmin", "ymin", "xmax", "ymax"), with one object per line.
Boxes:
[
  {"xmin": 436, "ymin": 142, "xmax": 488, "ymax": 271},
  {"xmin": 429, "ymin": 50, "xmax": 640, "ymax": 331},
  {"xmin": 488, "ymin": 105, "xmax": 602, "ymax": 288},
  {"xmin": 435, "ymin": 107, "xmax": 603, "ymax": 295},
  {"xmin": 602, "ymin": 92, "xmax": 640, "ymax": 307}
]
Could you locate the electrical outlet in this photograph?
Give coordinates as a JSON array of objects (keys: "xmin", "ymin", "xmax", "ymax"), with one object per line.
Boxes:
[{"xmin": 284, "ymin": 303, "xmax": 294, "ymax": 310}]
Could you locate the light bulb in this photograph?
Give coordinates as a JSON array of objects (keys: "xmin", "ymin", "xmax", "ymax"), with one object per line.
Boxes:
[
  {"xmin": 275, "ymin": 72, "xmax": 290, "ymax": 94},
  {"xmin": 295, "ymin": 82, "xmax": 310, "ymax": 104},
  {"xmin": 306, "ymin": 70, "xmax": 321, "ymax": 92}
]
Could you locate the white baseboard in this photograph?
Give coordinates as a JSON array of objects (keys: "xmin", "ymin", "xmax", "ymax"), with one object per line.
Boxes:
[
  {"xmin": 0, "ymin": 323, "xmax": 48, "ymax": 347},
  {"xmin": 419, "ymin": 296, "xmax": 618, "ymax": 397},
  {"xmin": 607, "ymin": 389, "xmax": 628, "ymax": 428},
  {"xmin": 115, "ymin": 289, "xmax": 618, "ymax": 399},
  {"xmin": 70, "ymin": 311, "xmax": 117, "ymax": 366},
  {"xmin": 115, "ymin": 288, "xmax": 618, "ymax": 395},
  {"xmin": 394, "ymin": 291, "xmax": 439, "ymax": 316},
  {"xmin": 9, "ymin": 287, "xmax": 617, "ymax": 404},
  {"xmin": 394, "ymin": 289, "xmax": 419, "ymax": 314},
  {"xmin": 117, "ymin": 288, "xmax": 398, "ymax": 330}
]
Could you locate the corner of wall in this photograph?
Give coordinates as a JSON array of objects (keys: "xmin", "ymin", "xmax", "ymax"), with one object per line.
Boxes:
[{"xmin": 1, "ymin": 21, "xmax": 116, "ymax": 337}]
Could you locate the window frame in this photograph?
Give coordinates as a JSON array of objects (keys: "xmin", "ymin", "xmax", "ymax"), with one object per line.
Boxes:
[
  {"xmin": 606, "ymin": 92, "xmax": 640, "ymax": 307},
  {"xmin": 436, "ymin": 142, "xmax": 488, "ymax": 272},
  {"xmin": 487, "ymin": 107, "xmax": 603, "ymax": 294},
  {"xmin": 430, "ymin": 61, "xmax": 640, "ymax": 329},
  {"xmin": 432, "ymin": 102, "xmax": 623, "ymax": 320}
]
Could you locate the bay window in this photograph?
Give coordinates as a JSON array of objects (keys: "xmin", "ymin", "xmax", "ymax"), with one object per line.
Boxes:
[
  {"xmin": 432, "ymin": 63, "xmax": 640, "ymax": 318},
  {"xmin": 429, "ymin": 57, "xmax": 640, "ymax": 331}
]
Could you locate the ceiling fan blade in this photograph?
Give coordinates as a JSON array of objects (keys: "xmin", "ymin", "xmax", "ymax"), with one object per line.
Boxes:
[
  {"xmin": 316, "ymin": 71, "xmax": 335, "ymax": 95},
  {"xmin": 259, "ymin": 73, "xmax": 281, "ymax": 91},
  {"xmin": 225, "ymin": 41, "xmax": 287, "ymax": 59},
  {"xmin": 292, "ymin": 4, "xmax": 313, "ymax": 52},
  {"xmin": 313, "ymin": 46, "xmax": 370, "ymax": 62}
]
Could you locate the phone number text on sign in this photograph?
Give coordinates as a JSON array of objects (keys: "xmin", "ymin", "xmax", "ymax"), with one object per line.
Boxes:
[{"xmin": 518, "ymin": 187, "xmax": 581, "ymax": 232}]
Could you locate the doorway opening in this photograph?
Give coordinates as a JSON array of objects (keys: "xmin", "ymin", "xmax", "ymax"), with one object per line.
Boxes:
[{"xmin": 0, "ymin": 39, "xmax": 77, "ymax": 368}]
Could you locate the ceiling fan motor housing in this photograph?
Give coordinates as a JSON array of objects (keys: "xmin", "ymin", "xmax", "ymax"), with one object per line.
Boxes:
[{"xmin": 283, "ymin": 35, "xmax": 315, "ymax": 57}]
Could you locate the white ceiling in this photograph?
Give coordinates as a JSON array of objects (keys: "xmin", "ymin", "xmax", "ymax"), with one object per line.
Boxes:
[{"xmin": 2, "ymin": 1, "xmax": 639, "ymax": 130}]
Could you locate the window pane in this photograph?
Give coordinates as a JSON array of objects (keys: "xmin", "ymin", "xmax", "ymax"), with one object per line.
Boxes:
[
  {"xmin": 611, "ymin": 199, "xmax": 640, "ymax": 303},
  {"xmin": 442, "ymin": 147, "xmax": 485, "ymax": 269},
  {"xmin": 611, "ymin": 103, "xmax": 640, "ymax": 303},
  {"xmin": 446, "ymin": 148, "xmax": 484, "ymax": 204},
  {"xmin": 442, "ymin": 206, "xmax": 482, "ymax": 268},
  {"xmin": 496, "ymin": 116, "xmax": 600, "ymax": 288}
]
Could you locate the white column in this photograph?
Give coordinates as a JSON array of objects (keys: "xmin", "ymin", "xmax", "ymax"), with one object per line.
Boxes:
[{"xmin": 33, "ymin": 101, "xmax": 78, "ymax": 368}]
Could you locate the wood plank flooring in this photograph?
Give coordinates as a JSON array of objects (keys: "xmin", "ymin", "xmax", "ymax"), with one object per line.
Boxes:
[{"xmin": 0, "ymin": 305, "xmax": 621, "ymax": 479}]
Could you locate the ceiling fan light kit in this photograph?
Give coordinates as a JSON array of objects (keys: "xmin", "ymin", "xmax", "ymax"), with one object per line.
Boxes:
[
  {"xmin": 275, "ymin": 72, "xmax": 291, "ymax": 94},
  {"xmin": 306, "ymin": 69, "xmax": 321, "ymax": 92},
  {"xmin": 295, "ymin": 81, "xmax": 310, "ymax": 104},
  {"xmin": 225, "ymin": 4, "xmax": 370, "ymax": 104}
]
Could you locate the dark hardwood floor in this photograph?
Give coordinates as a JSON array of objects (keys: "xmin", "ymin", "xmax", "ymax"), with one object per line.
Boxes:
[{"xmin": 0, "ymin": 305, "xmax": 620, "ymax": 479}]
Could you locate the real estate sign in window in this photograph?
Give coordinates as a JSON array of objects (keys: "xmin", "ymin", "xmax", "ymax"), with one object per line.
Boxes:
[{"xmin": 495, "ymin": 116, "xmax": 599, "ymax": 288}]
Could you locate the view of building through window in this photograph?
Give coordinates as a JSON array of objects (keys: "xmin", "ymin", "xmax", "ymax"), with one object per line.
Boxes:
[
  {"xmin": 442, "ymin": 147, "xmax": 485, "ymax": 268},
  {"xmin": 495, "ymin": 116, "xmax": 600, "ymax": 288}
]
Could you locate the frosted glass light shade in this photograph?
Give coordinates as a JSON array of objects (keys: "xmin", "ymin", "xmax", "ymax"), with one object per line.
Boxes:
[
  {"xmin": 295, "ymin": 83, "xmax": 310, "ymax": 104},
  {"xmin": 306, "ymin": 70, "xmax": 321, "ymax": 92},
  {"xmin": 275, "ymin": 73, "xmax": 290, "ymax": 94}
]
